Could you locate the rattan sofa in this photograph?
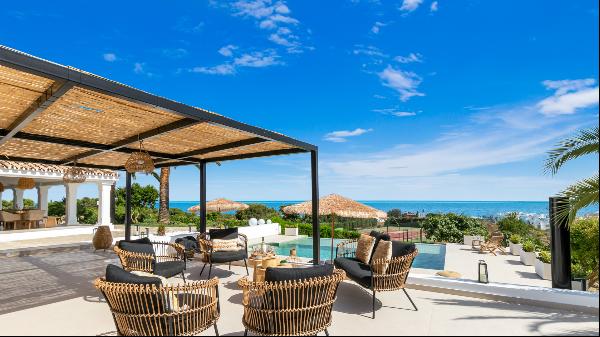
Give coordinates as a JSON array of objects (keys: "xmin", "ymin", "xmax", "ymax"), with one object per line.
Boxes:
[
  {"xmin": 114, "ymin": 237, "xmax": 187, "ymax": 282},
  {"xmin": 238, "ymin": 265, "xmax": 345, "ymax": 336},
  {"xmin": 334, "ymin": 231, "xmax": 419, "ymax": 319},
  {"xmin": 198, "ymin": 228, "xmax": 249, "ymax": 279},
  {"xmin": 96, "ymin": 264, "xmax": 220, "ymax": 336}
]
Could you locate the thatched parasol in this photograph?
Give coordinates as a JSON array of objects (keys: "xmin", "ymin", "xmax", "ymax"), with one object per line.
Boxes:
[
  {"xmin": 282, "ymin": 194, "xmax": 387, "ymax": 261},
  {"xmin": 188, "ymin": 198, "xmax": 250, "ymax": 213}
]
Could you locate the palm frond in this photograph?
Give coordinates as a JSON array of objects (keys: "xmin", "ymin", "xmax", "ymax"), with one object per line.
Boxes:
[
  {"xmin": 544, "ymin": 126, "xmax": 599, "ymax": 175},
  {"xmin": 555, "ymin": 174, "xmax": 600, "ymax": 226}
]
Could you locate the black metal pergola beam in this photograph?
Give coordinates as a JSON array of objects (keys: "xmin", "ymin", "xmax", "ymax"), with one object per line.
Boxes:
[
  {"xmin": 0, "ymin": 80, "xmax": 74, "ymax": 146},
  {"xmin": 60, "ymin": 118, "xmax": 202, "ymax": 165},
  {"xmin": 0, "ymin": 46, "xmax": 317, "ymax": 152},
  {"xmin": 203, "ymin": 148, "xmax": 308, "ymax": 163},
  {"xmin": 175, "ymin": 137, "xmax": 267, "ymax": 160}
]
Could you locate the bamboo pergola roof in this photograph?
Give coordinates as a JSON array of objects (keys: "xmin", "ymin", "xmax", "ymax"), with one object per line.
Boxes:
[
  {"xmin": 0, "ymin": 46, "xmax": 315, "ymax": 171},
  {"xmin": 282, "ymin": 194, "xmax": 388, "ymax": 219}
]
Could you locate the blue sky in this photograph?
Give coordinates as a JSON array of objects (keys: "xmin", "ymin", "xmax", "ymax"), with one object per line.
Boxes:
[{"xmin": 2, "ymin": 0, "xmax": 598, "ymax": 202}]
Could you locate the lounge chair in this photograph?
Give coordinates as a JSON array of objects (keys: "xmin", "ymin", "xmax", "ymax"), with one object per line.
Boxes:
[
  {"xmin": 479, "ymin": 235, "xmax": 506, "ymax": 256},
  {"xmin": 197, "ymin": 228, "xmax": 249, "ymax": 279},
  {"xmin": 334, "ymin": 231, "xmax": 419, "ymax": 319},
  {"xmin": 114, "ymin": 237, "xmax": 187, "ymax": 281},
  {"xmin": 95, "ymin": 264, "xmax": 220, "ymax": 336},
  {"xmin": 238, "ymin": 264, "xmax": 344, "ymax": 336}
]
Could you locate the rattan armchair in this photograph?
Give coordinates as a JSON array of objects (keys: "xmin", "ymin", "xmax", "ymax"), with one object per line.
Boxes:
[
  {"xmin": 114, "ymin": 239, "xmax": 187, "ymax": 281},
  {"xmin": 95, "ymin": 276, "xmax": 220, "ymax": 336},
  {"xmin": 335, "ymin": 239, "xmax": 419, "ymax": 319},
  {"xmin": 238, "ymin": 269, "xmax": 345, "ymax": 336},
  {"xmin": 197, "ymin": 229, "xmax": 249, "ymax": 279}
]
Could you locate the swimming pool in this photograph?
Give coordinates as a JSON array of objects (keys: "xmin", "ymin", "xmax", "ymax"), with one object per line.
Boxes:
[{"xmin": 258, "ymin": 237, "xmax": 446, "ymax": 270}]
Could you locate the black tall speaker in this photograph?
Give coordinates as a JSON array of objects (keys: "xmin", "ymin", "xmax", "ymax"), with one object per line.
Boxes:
[{"xmin": 549, "ymin": 197, "xmax": 572, "ymax": 289}]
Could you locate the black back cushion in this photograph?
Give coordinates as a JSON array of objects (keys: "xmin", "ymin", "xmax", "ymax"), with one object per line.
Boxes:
[
  {"xmin": 369, "ymin": 231, "xmax": 391, "ymax": 263},
  {"xmin": 105, "ymin": 264, "xmax": 162, "ymax": 286},
  {"xmin": 265, "ymin": 264, "xmax": 334, "ymax": 282},
  {"xmin": 391, "ymin": 242, "xmax": 416, "ymax": 258},
  {"xmin": 210, "ymin": 227, "xmax": 238, "ymax": 240},
  {"xmin": 119, "ymin": 241, "xmax": 156, "ymax": 256}
]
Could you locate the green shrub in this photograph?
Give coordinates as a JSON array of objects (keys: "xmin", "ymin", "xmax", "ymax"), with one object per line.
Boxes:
[
  {"xmin": 570, "ymin": 217, "xmax": 599, "ymax": 282},
  {"xmin": 538, "ymin": 251, "xmax": 551, "ymax": 264},
  {"xmin": 235, "ymin": 204, "xmax": 278, "ymax": 221},
  {"xmin": 421, "ymin": 213, "xmax": 488, "ymax": 243},
  {"xmin": 497, "ymin": 213, "xmax": 531, "ymax": 237},
  {"xmin": 48, "ymin": 199, "xmax": 65, "ymax": 217},
  {"xmin": 522, "ymin": 241, "xmax": 535, "ymax": 253},
  {"xmin": 509, "ymin": 234, "xmax": 522, "ymax": 244}
]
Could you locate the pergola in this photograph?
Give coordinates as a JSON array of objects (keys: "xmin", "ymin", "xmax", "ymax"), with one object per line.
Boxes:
[{"xmin": 0, "ymin": 46, "xmax": 321, "ymax": 263}]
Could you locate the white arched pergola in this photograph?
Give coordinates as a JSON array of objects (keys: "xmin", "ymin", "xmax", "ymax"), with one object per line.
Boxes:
[{"xmin": 0, "ymin": 160, "xmax": 118, "ymax": 227}]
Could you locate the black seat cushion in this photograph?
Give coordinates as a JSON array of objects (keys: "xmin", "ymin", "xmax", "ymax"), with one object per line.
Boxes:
[
  {"xmin": 334, "ymin": 257, "xmax": 372, "ymax": 288},
  {"xmin": 175, "ymin": 237, "xmax": 198, "ymax": 251},
  {"xmin": 265, "ymin": 264, "xmax": 334, "ymax": 282},
  {"xmin": 119, "ymin": 237, "xmax": 152, "ymax": 246},
  {"xmin": 105, "ymin": 264, "xmax": 162, "ymax": 286},
  {"xmin": 391, "ymin": 242, "xmax": 416, "ymax": 258},
  {"xmin": 154, "ymin": 260, "xmax": 186, "ymax": 278},
  {"xmin": 209, "ymin": 249, "xmax": 247, "ymax": 263},
  {"xmin": 369, "ymin": 231, "xmax": 391, "ymax": 263},
  {"xmin": 209, "ymin": 228, "xmax": 238, "ymax": 240}
]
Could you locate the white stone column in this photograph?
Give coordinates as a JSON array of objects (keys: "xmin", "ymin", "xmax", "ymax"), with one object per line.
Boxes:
[
  {"xmin": 65, "ymin": 183, "xmax": 80, "ymax": 226},
  {"xmin": 97, "ymin": 182, "xmax": 113, "ymax": 228},
  {"xmin": 38, "ymin": 185, "xmax": 50, "ymax": 216},
  {"xmin": 14, "ymin": 188, "xmax": 25, "ymax": 210}
]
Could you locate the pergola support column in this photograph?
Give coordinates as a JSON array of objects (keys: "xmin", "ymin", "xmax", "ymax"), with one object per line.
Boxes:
[
  {"xmin": 125, "ymin": 172, "xmax": 132, "ymax": 241},
  {"xmin": 65, "ymin": 183, "xmax": 80, "ymax": 225},
  {"xmin": 97, "ymin": 182, "xmax": 113, "ymax": 228},
  {"xmin": 199, "ymin": 161, "xmax": 207, "ymax": 233},
  {"xmin": 311, "ymin": 150, "xmax": 320, "ymax": 265}
]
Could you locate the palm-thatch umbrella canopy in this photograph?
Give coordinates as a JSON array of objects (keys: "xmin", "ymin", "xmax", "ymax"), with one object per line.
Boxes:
[
  {"xmin": 188, "ymin": 198, "xmax": 250, "ymax": 213},
  {"xmin": 282, "ymin": 194, "xmax": 387, "ymax": 261}
]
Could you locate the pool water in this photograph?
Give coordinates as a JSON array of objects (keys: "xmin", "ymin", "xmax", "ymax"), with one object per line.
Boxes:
[{"xmin": 258, "ymin": 237, "xmax": 446, "ymax": 270}]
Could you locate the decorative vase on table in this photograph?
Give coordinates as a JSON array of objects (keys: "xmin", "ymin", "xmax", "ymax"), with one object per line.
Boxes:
[{"xmin": 93, "ymin": 226, "xmax": 113, "ymax": 251}]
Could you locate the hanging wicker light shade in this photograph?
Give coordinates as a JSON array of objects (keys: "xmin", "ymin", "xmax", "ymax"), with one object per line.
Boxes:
[
  {"xmin": 16, "ymin": 178, "xmax": 36, "ymax": 190},
  {"xmin": 125, "ymin": 139, "xmax": 155, "ymax": 174},
  {"xmin": 63, "ymin": 163, "xmax": 87, "ymax": 184}
]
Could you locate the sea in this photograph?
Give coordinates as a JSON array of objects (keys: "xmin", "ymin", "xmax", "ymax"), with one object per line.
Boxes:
[{"xmin": 168, "ymin": 200, "xmax": 599, "ymax": 218}]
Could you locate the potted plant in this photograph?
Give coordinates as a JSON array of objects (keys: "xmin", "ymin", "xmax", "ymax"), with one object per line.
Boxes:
[
  {"xmin": 509, "ymin": 234, "xmax": 523, "ymax": 256},
  {"xmin": 571, "ymin": 264, "xmax": 588, "ymax": 291},
  {"xmin": 535, "ymin": 251, "xmax": 552, "ymax": 280},
  {"xmin": 520, "ymin": 240, "xmax": 536, "ymax": 266}
]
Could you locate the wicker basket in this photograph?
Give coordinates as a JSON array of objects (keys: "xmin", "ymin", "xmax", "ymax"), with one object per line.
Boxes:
[{"xmin": 93, "ymin": 226, "xmax": 113, "ymax": 251}]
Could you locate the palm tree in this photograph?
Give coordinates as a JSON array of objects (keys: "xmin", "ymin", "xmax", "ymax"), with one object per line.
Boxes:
[
  {"xmin": 545, "ymin": 126, "xmax": 599, "ymax": 225},
  {"xmin": 155, "ymin": 168, "xmax": 170, "ymax": 225}
]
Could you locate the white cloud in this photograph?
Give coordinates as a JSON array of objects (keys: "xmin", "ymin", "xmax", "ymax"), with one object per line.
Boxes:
[
  {"xmin": 371, "ymin": 21, "xmax": 385, "ymax": 34},
  {"xmin": 537, "ymin": 79, "xmax": 599, "ymax": 115},
  {"xmin": 373, "ymin": 108, "xmax": 417, "ymax": 117},
  {"xmin": 191, "ymin": 49, "xmax": 281, "ymax": 75},
  {"xmin": 133, "ymin": 62, "xmax": 154, "ymax": 77},
  {"xmin": 430, "ymin": 1, "xmax": 439, "ymax": 12},
  {"xmin": 326, "ymin": 118, "xmax": 572, "ymax": 178},
  {"xmin": 400, "ymin": 0, "xmax": 423, "ymax": 12},
  {"xmin": 191, "ymin": 64, "xmax": 237, "ymax": 75},
  {"xmin": 352, "ymin": 45, "xmax": 388, "ymax": 58},
  {"xmin": 324, "ymin": 128, "xmax": 373, "ymax": 143},
  {"xmin": 218, "ymin": 45, "xmax": 238, "ymax": 57},
  {"xmin": 230, "ymin": 0, "xmax": 306, "ymax": 53},
  {"xmin": 378, "ymin": 65, "xmax": 424, "ymax": 101},
  {"xmin": 103, "ymin": 53, "xmax": 117, "ymax": 62},
  {"xmin": 395, "ymin": 52, "xmax": 423, "ymax": 63}
]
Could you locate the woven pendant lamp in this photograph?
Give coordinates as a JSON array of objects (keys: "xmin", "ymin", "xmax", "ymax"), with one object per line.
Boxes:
[
  {"xmin": 63, "ymin": 162, "xmax": 87, "ymax": 184},
  {"xmin": 17, "ymin": 178, "xmax": 36, "ymax": 190},
  {"xmin": 125, "ymin": 139, "xmax": 155, "ymax": 174}
]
